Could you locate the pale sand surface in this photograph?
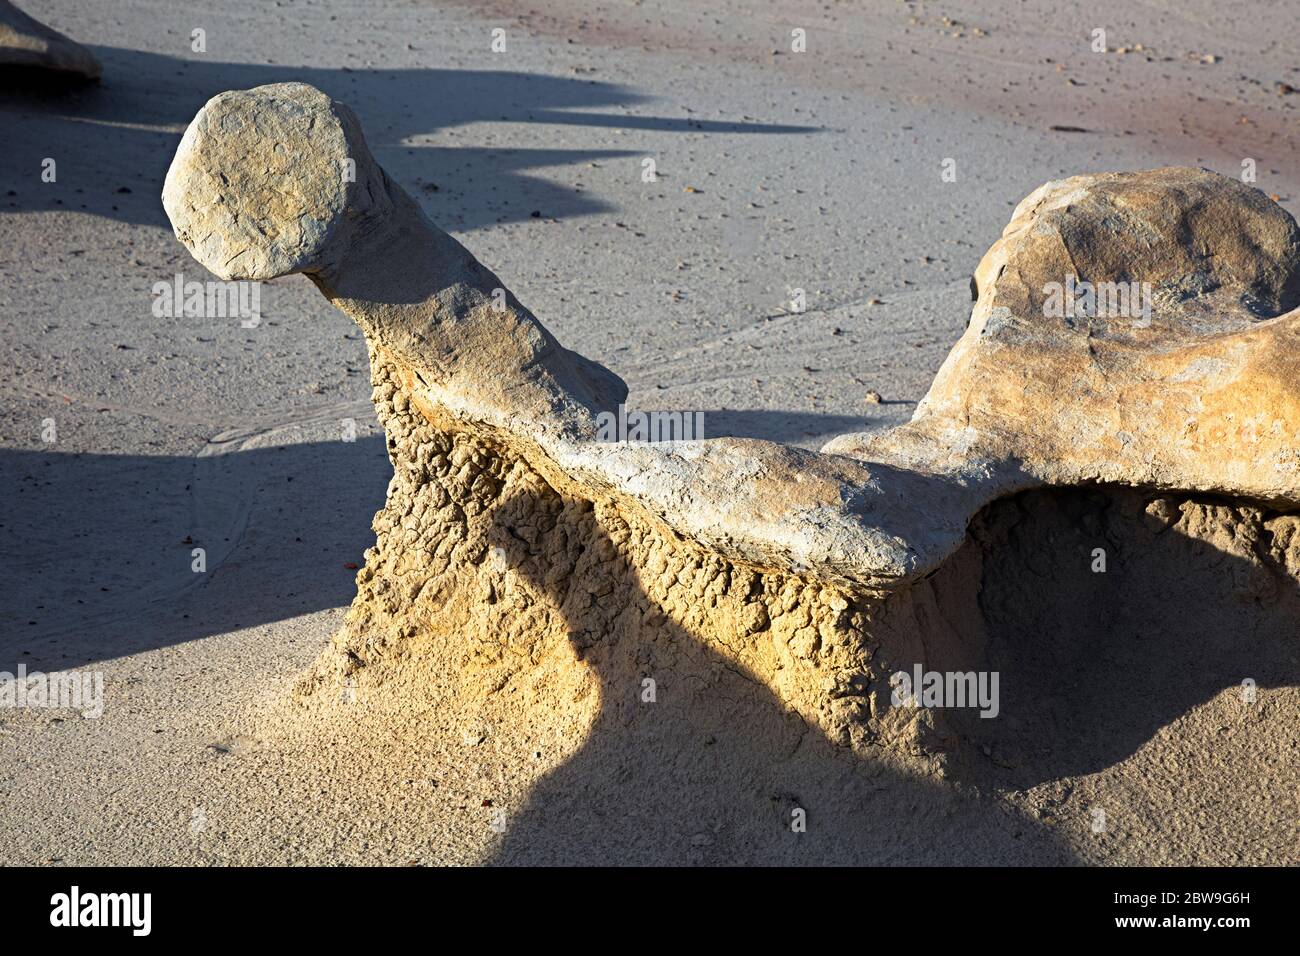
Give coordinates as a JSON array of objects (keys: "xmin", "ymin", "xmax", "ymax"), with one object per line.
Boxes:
[{"xmin": 1, "ymin": 0, "xmax": 1297, "ymax": 864}]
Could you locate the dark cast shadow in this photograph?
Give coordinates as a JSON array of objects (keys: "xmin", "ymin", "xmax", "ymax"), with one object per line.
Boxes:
[
  {"xmin": 467, "ymin": 483, "xmax": 1300, "ymax": 862},
  {"xmin": 901, "ymin": 487, "xmax": 1300, "ymax": 790},
  {"xmin": 475, "ymin": 488, "xmax": 1077, "ymax": 865},
  {"xmin": 0, "ymin": 46, "xmax": 817, "ymax": 233},
  {"xmin": 0, "ymin": 435, "xmax": 389, "ymax": 670}
]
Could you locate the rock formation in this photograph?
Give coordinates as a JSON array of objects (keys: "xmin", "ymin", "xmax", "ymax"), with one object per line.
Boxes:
[
  {"xmin": 163, "ymin": 83, "xmax": 1300, "ymax": 776},
  {"xmin": 0, "ymin": 0, "xmax": 100, "ymax": 81}
]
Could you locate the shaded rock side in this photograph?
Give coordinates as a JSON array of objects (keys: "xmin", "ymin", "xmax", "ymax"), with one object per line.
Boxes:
[{"xmin": 0, "ymin": 0, "xmax": 100, "ymax": 80}]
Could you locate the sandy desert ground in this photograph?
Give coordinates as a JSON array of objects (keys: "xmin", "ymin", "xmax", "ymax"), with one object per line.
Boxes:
[{"xmin": 1, "ymin": 0, "xmax": 1298, "ymax": 865}]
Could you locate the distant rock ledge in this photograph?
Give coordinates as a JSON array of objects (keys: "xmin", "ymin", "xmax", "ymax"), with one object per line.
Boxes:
[{"xmin": 0, "ymin": 0, "xmax": 100, "ymax": 81}]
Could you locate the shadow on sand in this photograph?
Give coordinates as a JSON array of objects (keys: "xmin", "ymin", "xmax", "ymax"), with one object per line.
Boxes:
[
  {"xmin": 0, "ymin": 46, "xmax": 816, "ymax": 232},
  {"xmin": 0, "ymin": 406, "xmax": 866, "ymax": 669},
  {"xmin": 471, "ymin": 485, "xmax": 1299, "ymax": 862},
  {"xmin": 0, "ymin": 436, "xmax": 388, "ymax": 670}
]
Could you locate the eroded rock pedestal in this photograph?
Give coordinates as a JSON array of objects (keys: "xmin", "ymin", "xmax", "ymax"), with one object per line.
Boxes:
[{"xmin": 163, "ymin": 84, "xmax": 1300, "ymax": 784}]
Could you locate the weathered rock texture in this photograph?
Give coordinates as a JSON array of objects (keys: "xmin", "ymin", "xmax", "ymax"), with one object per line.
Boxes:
[
  {"xmin": 827, "ymin": 167, "xmax": 1300, "ymax": 515},
  {"xmin": 0, "ymin": 0, "xmax": 100, "ymax": 80},
  {"xmin": 163, "ymin": 83, "xmax": 1300, "ymax": 774}
]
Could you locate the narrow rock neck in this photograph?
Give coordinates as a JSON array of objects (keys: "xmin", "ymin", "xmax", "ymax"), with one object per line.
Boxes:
[{"xmin": 307, "ymin": 183, "xmax": 623, "ymax": 432}]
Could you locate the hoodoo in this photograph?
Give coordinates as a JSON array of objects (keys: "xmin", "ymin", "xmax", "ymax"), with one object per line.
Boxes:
[{"xmin": 163, "ymin": 83, "xmax": 1300, "ymax": 773}]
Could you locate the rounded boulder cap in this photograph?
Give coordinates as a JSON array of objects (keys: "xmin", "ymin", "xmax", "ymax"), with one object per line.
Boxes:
[{"xmin": 162, "ymin": 82, "xmax": 375, "ymax": 281}]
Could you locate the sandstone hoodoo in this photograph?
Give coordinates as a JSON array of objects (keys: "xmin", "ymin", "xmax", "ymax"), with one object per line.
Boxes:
[
  {"xmin": 163, "ymin": 83, "xmax": 1300, "ymax": 771},
  {"xmin": 0, "ymin": 0, "xmax": 101, "ymax": 80}
]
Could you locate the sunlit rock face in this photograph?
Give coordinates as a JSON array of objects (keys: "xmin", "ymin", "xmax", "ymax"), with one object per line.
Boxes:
[
  {"xmin": 828, "ymin": 166, "xmax": 1300, "ymax": 510},
  {"xmin": 164, "ymin": 84, "xmax": 1300, "ymax": 772}
]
